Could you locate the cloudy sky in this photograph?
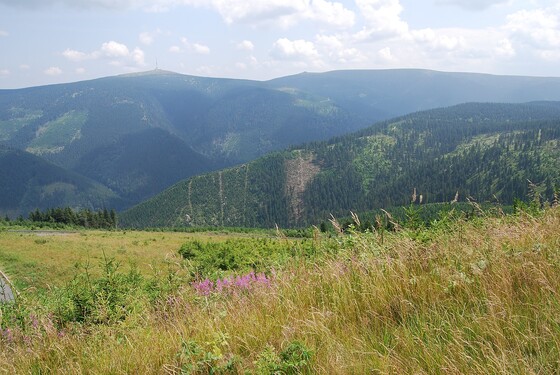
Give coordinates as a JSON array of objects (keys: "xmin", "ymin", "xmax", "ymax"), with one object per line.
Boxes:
[{"xmin": 1, "ymin": 0, "xmax": 560, "ymax": 88}]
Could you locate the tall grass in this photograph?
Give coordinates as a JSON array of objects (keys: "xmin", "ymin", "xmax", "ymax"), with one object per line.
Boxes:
[{"xmin": 1, "ymin": 207, "xmax": 560, "ymax": 373}]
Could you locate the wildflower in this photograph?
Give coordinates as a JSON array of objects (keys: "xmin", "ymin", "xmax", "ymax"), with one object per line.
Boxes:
[
  {"xmin": 192, "ymin": 271, "xmax": 271, "ymax": 296},
  {"xmin": 191, "ymin": 278, "xmax": 214, "ymax": 296},
  {"xmin": 255, "ymin": 272, "xmax": 269, "ymax": 286}
]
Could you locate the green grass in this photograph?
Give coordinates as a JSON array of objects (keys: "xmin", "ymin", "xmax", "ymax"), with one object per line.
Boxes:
[
  {"xmin": 1, "ymin": 207, "xmax": 560, "ymax": 373},
  {"xmin": 0, "ymin": 230, "xmax": 237, "ymax": 289}
]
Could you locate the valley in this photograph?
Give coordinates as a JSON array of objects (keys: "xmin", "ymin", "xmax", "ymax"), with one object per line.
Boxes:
[
  {"xmin": 121, "ymin": 101, "xmax": 560, "ymax": 228},
  {"xmin": 2, "ymin": 69, "xmax": 560, "ymax": 221}
]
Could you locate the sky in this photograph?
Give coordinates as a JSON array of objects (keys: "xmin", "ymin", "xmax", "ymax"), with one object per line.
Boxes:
[{"xmin": 1, "ymin": 0, "xmax": 560, "ymax": 89}]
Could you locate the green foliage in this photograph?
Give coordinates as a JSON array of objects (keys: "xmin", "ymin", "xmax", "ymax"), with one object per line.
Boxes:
[
  {"xmin": 5, "ymin": 72, "xmax": 560, "ymax": 224},
  {"xmin": 123, "ymin": 102, "xmax": 560, "ymax": 229},
  {"xmin": 50, "ymin": 255, "xmax": 150, "ymax": 325},
  {"xmin": 255, "ymin": 341, "xmax": 313, "ymax": 375},
  {"xmin": 176, "ymin": 338, "xmax": 238, "ymax": 374},
  {"xmin": 179, "ymin": 237, "xmax": 317, "ymax": 278},
  {"xmin": 0, "ymin": 70, "xmax": 363, "ymax": 216},
  {"xmin": 28, "ymin": 206, "xmax": 117, "ymax": 229},
  {"xmin": 0, "ymin": 146, "xmax": 118, "ymax": 218},
  {"xmin": 1, "ymin": 206, "xmax": 560, "ymax": 373}
]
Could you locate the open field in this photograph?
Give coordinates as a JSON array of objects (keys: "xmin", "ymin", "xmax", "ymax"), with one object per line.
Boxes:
[
  {"xmin": 0, "ymin": 229, "xmax": 273, "ymax": 290},
  {"xmin": 1, "ymin": 207, "xmax": 560, "ymax": 373}
]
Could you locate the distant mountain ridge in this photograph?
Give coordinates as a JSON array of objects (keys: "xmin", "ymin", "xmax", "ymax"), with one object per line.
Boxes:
[
  {"xmin": 0, "ymin": 145, "xmax": 117, "ymax": 218},
  {"xmin": 120, "ymin": 101, "xmax": 560, "ymax": 228},
  {"xmin": 3, "ymin": 69, "xmax": 560, "ymax": 217}
]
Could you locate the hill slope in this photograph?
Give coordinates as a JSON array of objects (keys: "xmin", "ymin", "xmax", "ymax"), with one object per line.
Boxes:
[
  {"xmin": 120, "ymin": 101, "xmax": 560, "ymax": 228},
  {"xmin": 4, "ymin": 69, "xmax": 560, "ymax": 215},
  {"xmin": 0, "ymin": 146, "xmax": 118, "ymax": 218},
  {"xmin": 268, "ymin": 69, "xmax": 560, "ymax": 122}
]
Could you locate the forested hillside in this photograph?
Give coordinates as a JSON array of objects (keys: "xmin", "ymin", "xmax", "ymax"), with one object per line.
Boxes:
[
  {"xmin": 0, "ymin": 70, "xmax": 352, "ymax": 214},
  {"xmin": 3, "ymin": 69, "xmax": 560, "ymax": 216},
  {"xmin": 121, "ymin": 102, "xmax": 560, "ymax": 228},
  {"xmin": 0, "ymin": 146, "xmax": 117, "ymax": 218}
]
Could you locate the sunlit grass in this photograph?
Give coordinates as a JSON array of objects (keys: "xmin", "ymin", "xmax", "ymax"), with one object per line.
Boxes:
[
  {"xmin": 1, "ymin": 207, "xmax": 560, "ymax": 373},
  {"xmin": 0, "ymin": 230, "xmax": 248, "ymax": 289}
]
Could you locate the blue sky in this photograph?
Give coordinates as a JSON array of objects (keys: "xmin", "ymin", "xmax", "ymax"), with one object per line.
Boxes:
[{"xmin": 1, "ymin": 0, "xmax": 560, "ymax": 88}]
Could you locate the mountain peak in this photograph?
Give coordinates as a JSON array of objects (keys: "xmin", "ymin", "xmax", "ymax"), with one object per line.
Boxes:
[{"xmin": 119, "ymin": 68, "xmax": 180, "ymax": 78}]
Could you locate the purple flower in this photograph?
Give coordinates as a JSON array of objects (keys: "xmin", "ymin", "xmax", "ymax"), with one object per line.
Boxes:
[
  {"xmin": 255, "ymin": 272, "xmax": 270, "ymax": 285},
  {"xmin": 191, "ymin": 278, "xmax": 214, "ymax": 296},
  {"xmin": 191, "ymin": 271, "xmax": 271, "ymax": 296}
]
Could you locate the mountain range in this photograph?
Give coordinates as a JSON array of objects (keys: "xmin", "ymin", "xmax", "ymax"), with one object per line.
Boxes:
[
  {"xmin": 120, "ymin": 101, "xmax": 560, "ymax": 228},
  {"xmin": 2, "ymin": 69, "xmax": 560, "ymax": 219}
]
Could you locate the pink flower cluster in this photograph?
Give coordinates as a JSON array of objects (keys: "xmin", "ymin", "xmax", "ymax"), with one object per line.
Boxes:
[{"xmin": 192, "ymin": 271, "xmax": 270, "ymax": 296}]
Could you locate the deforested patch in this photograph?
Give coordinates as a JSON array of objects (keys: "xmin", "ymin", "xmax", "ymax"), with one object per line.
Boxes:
[{"xmin": 285, "ymin": 151, "xmax": 320, "ymax": 223}]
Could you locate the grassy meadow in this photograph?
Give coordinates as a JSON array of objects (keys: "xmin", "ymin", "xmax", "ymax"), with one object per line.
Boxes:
[
  {"xmin": 1, "ymin": 206, "xmax": 560, "ymax": 374},
  {"xmin": 0, "ymin": 229, "xmax": 242, "ymax": 290}
]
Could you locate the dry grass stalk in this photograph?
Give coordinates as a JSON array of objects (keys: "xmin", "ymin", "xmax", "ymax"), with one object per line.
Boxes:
[
  {"xmin": 329, "ymin": 214, "xmax": 343, "ymax": 234},
  {"xmin": 381, "ymin": 209, "xmax": 400, "ymax": 231},
  {"xmin": 350, "ymin": 211, "xmax": 361, "ymax": 228}
]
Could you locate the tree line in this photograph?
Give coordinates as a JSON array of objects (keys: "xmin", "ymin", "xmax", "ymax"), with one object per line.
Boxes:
[{"xmin": 27, "ymin": 207, "xmax": 117, "ymax": 229}]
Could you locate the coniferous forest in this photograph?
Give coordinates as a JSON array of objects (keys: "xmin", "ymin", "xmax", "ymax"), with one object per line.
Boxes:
[{"xmin": 121, "ymin": 101, "xmax": 560, "ymax": 228}]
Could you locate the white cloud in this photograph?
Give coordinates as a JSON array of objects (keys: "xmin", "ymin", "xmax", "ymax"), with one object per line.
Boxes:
[
  {"xmin": 316, "ymin": 34, "xmax": 344, "ymax": 50},
  {"xmin": 19, "ymin": 64, "xmax": 30, "ymax": 70},
  {"xmin": 271, "ymin": 38, "xmax": 319, "ymax": 60},
  {"xmin": 237, "ymin": 40, "xmax": 254, "ymax": 51},
  {"xmin": 301, "ymin": 0, "xmax": 355, "ymax": 28},
  {"xmin": 435, "ymin": 0, "xmax": 510, "ymax": 11},
  {"xmin": 180, "ymin": 37, "xmax": 211, "ymax": 54},
  {"xmin": 495, "ymin": 38, "xmax": 515, "ymax": 57},
  {"xmin": 169, "ymin": 45, "xmax": 182, "ymax": 53},
  {"xmin": 101, "ymin": 41, "xmax": 130, "ymax": 57},
  {"xmin": 0, "ymin": 69, "xmax": 10, "ymax": 76},
  {"xmin": 62, "ymin": 48, "xmax": 90, "ymax": 62},
  {"xmin": 76, "ymin": 67, "xmax": 86, "ymax": 74},
  {"xmin": 0, "ymin": 1, "xmax": 354, "ymax": 30},
  {"xmin": 44, "ymin": 67, "xmax": 62, "ymax": 76},
  {"xmin": 355, "ymin": 0, "xmax": 409, "ymax": 40},
  {"xmin": 193, "ymin": 43, "xmax": 210, "ymax": 54},
  {"xmin": 139, "ymin": 29, "xmax": 164, "ymax": 45},
  {"xmin": 131, "ymin": 47, "xmax": 146, "ymax": 65},
  {"xmin": 378, "ymin": 46, "xmax": 395, "ymax": 61},
  {"xmin": 505, "ymin": 8, "xmax": 560, "ymax": 49},
  {"xmin": 411, "ymin": 28, "xmax": 465, "ymax": 51},
  {"xmin": 206, "ymin": 0, "xmax": 304, "ymax": 25},
  {"xmin": 185, "ymin": 0, "xmax": 354, "ymax": 28},
  {"xmin": 62, "ymin": 41, "xmax": 146, "ymax": 67},
  {"xmin": 0, "ymin": 30, "xmax": 8, "ymax": 37},
  {"xmin": 316, "ymin": 34, "xmax": 367, "ymax": 63}
]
